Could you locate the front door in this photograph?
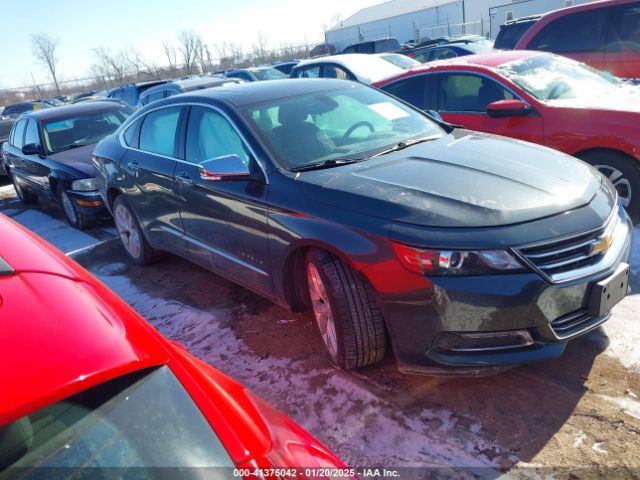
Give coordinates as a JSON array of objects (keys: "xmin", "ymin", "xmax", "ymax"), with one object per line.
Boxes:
[
  {"xmin": 434, "ymin": 72, "xmax": 545, "ymax": 145},
  {"xmin": 175, "ymin": 105, "xmax": 271, "ymax": 294}
]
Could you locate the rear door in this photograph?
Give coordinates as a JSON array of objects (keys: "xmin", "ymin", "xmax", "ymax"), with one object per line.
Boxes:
[
  {"xmin": 434, "ymin": 72, "xmax": 544, "ymax": 143},
  {"xmin": 604, "ymin": 2, "xmax": 640, "ymax": 79},
  {"xmin": 174, "ymin": 105, "xmax": 271, "ymax": 295},
  {"xmin": 524, "ymin": 7, "xmax": 611, "ymax": 71},
  {"xmin": 119, "ymin": 105, "xmax": 186, "ymax": 253}
]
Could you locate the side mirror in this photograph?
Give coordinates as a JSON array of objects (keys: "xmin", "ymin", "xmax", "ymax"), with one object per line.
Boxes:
[
  {"xmin": 22, "ymin": 143, "xmax": 41, "ymax": 156},
  {"xmin": 486, "ymin": 99, "xmax": 533, "ymax": 118},
  {"xmin": 199, "ymin": 154, "xmax": 251, "ymax": 181}
]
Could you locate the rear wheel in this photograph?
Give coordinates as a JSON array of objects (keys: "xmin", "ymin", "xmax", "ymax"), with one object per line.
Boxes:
[
  {"xmin": 11, "ymin": 173, "xmax": 37, "ymax": 204},
  {"xmin": 59, "ymin": 186, "xmax": 93, "ymax": 230},
  {"xmin": 305, "ymin": 249, "xmax": 386, "ymax": 369},
  {"xmin": 113, "ymin": 195, "xmax": 162, "ymax": 265},
  {"xmin": 579, "ymin": 151, "xmax": 640, "ymax": 221}
]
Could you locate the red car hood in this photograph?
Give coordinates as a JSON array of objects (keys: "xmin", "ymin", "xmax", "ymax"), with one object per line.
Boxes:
[{"xmin": 546, "ymin": 87, "xmax": 640, "ymax": 113}]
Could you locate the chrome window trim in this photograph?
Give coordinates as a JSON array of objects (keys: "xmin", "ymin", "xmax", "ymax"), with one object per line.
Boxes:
[{"xmin": 118, "ymin": 102, "xmax": 268, "ymax": 182}]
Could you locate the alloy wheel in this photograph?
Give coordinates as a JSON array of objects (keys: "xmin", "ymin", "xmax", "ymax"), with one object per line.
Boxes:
[
  {"xmin": 114, "ymin": 204, "xmax": 142, "ymax": 259},
  {"xmin": 307, "ymin": 263, "xmax": 339, "ymax": 360},
  {"xmin": 595, "ymin": 164, "xmax": 632, "ymax": 207}
]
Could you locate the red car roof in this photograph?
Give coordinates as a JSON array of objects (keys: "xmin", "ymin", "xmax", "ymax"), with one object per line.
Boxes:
[
  {"xmin": 416, "ymin": 50, "xmax": 542, "ymax": 71},
  {"xmin": 0, "ymin": 214, "xmax": 169, "ymax": 425}
]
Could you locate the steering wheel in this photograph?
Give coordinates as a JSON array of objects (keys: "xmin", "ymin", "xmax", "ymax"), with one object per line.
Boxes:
[
  {"xmin": 343, "ymin": 121, "xmax": 375, "ymax": 140},
  {"xmin": 548, "ymin": 81, "xmax": 570, "ymax": 100}
]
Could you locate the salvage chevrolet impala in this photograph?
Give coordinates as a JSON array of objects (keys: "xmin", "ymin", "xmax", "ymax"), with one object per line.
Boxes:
[{"xmin": 92, "ymin": 79, "xmax": 632, "ymax": 374}]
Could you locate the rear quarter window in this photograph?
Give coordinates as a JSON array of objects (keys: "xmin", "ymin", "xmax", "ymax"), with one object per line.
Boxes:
[{"xmin": 495, "ymin": 21, "xmax": 536, "ymax": 50}]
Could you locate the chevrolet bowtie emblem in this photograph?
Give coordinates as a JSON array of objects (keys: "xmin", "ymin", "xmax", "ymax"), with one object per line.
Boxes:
[{"xmin": 590, "ymin": 232, "xmax": 613, "ymax": 256}]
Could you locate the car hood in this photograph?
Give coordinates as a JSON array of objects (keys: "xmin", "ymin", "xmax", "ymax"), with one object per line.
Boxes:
[
  {"xmin": 297, "ymin": 131, "xmax": 602, "ymax": 228},
  {"xmin": 546, "ymin": 86, "xmax": 640, "ymax": 112},
  {"xmin": 48, "ymin": 143, "xmax": 97, "ymax": 176}
]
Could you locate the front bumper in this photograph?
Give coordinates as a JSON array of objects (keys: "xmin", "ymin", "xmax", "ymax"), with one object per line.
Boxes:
[
  {"xmin": 66, "ymin": 190, "xmax": 109, "ymax": 218},
  {"xmin": 373, "ymin": 210, "xmax": 633, "ymax": 375}
]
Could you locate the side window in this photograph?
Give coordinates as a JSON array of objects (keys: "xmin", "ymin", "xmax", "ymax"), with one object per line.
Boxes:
[
  {"xmin": 431, "ymin": 48, "xmax": 458, "ymax": 61},
  {"xmin": 608, "ymin": 4, "xmax": 640, "ymax": 52},
  {"xmin": 24, "ymin": 119, "xmax": 40, "ymax": 146},
  {"xmin": 298, "ymin": 66, "xmax": 321, "ymax": 78},
  {"xmin": 438, "ymin": 74, "xmax": 513, "ymax": 112},
  {"xmin": 123, "ymin": 119, "xmax": 141, "ymax": 148},
  {"xmin": 342, "ymin": 45, "xmax": 356, "ymax": 54},
  {"xmin": 185, "ymin": 107, "xmax": 250, "ymax": 165},
  {"xmin": 413, "ymin": 50, "xmax": 433, "ymax": 63},
  {"xmin": 528, "ymin": 8, "xmax": 610, "ymax": 53},
  {"xmin": 381, "ymin": 76, "xmax": 427, "ymax": 110},
  {"xmin": 323, "ymin": 65, "xmax": 354, "ymax": 80},
  {"xmin": 122, "ymin": 88, "xmax": 137, "ymax": 106},
  {"xmin": 12, "ymin": 120, "xmax": 26, "ymax": 148},
  {"xmin": 139, "ymin": 107, "xmax": 182, "ymax": 157},
  {"xmin": 146, "ymin": 90, "xmax": 166, "ymax": 104},
  {"xmin": 166, "ymin": 90, "xmax": 178, "ymax": 98}
]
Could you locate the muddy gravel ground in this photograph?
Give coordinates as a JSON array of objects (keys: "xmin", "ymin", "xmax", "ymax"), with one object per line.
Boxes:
[{"xmin": 2, "ymin": 178, "xmax": 640, "ymax": 479}]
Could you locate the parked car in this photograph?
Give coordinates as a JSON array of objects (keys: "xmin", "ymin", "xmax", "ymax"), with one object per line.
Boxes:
[
  {"xmin": 496, "ymin": 0, "xmax": 640, "ymax": 79},
  {"xmin": 406, "ymin": 42, "xmax": 493, "ymax": 63},
  {"xmin": 0, "ymin": 101, "xmax": 50, "ymax": 120},
  {"xmin": 401, "ymin": 35, "xmax": 493, "ymax": 52},
  {"xmin": 309, "ymin": 43, "xmax": 337, "ymax": 57},
  {"xmin": 0, "ymin": 119, "xmax": 11, "ymax": 175},
  {"xmin": 137, "ymin": 77, "xmax": 242, "ymax": 107},
  {"xmin": 0, "ymin": 213, "xmax": 350, "ymax": 477},
  {"xmin": 69, "ymin": 90, "xmax": 99, "ymax": 103},
  {"xmin": 107, "ymin": 81, "xmax": 168, "ymax": 107},
  {"xmin": 376, "ymin": 53, "xmax": 420, "ymax": 69},
  {"xmin": 291, "ymin": 54, "xmax": 404, "ymax": 84},
  {"xmin": 225, "ymin": 67, "xmax": 288, "ymax": 82},
  {"xmin": 341, "ymin": 37, "xmax": 400, "ymax": 54},
  {"xmin": 2, "ymin": 101, "xmax": 131, "ymax": 228},
  {"xmin": 272, "ymin": 60, "xmax": 300, "ymax": 75},
  {"xmin": 375, "ymin": 50, "xmax": 640, "ymax": 219},
  {"xmin": 93, "ymin": 79, "xmax": 632, "ymax": 374}
]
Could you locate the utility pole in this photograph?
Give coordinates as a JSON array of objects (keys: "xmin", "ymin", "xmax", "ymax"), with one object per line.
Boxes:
[{"xmin": 30, "ymin": 73, "xmax": 44, "ymax": 103}]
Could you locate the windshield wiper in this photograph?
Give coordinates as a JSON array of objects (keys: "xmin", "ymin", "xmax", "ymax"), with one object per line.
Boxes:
[
  {"xmin": 290, "ymin": 157, "xmax": 368, "ymax": 173},
  {"xmin": 370, "ymin": 135, "xmax": 440, "ymax": 158}
]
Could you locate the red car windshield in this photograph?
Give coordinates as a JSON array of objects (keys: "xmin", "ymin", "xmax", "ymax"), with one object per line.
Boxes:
[
  {"xmin": 499, "ymin": 54, "xmax": 622, "ymax": 102},
  {"xmin": 0, "ymin": 366, "xmax": 233, "ymax": 474}
]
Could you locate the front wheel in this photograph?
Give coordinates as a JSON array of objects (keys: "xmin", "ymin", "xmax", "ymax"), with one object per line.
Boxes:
[
  {"xmin": 112, "ymin": 195, "xmax": 162, "ymax": 265},
  {"xmin": 59, "ymin": 186, "xmax": 94, "ymax": 230},
  {"xmin": 579, "ymin": 151, "xmax": 640, "ymax": 221},
  {"xmin": 305, "ymin": 249, "xmax": 386, "ymax": 369}
]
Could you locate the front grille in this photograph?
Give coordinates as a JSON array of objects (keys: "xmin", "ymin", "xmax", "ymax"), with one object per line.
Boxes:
[
  {"xmin": 518, "ymin": 228, "xmax": 604, "ymax": 278},
  {"xmin": 550, "ymin": 309, "xmax": 608, "ymax": 339}
]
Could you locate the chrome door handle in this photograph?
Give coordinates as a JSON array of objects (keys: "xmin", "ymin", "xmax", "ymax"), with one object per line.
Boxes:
[
  {"xmin": 176, "ymin": 172, "xmax": 193, "ymax": 186},
  {"xmin": 127, "ymin": 160, "xmax": 139, "ymax": 171}
]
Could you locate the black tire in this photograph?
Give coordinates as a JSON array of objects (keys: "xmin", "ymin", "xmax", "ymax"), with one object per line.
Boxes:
[
  {"xmin": 11, "ymin": 172, "xmax": 37, "ymax": 204},
  {"xmin": 58, "ymin": 185, "xmax": 94, "ymax": 230},
  {"xmin": 112, "ymin": 195, "xmax": 162, "ymax": 265},
  {"xmin": 578, "ymin": 151, "xmax": 640, "ymax": 222},
  {"xmin": 305, "ymin": 249, "xmax": 386, "ymax": 369}
]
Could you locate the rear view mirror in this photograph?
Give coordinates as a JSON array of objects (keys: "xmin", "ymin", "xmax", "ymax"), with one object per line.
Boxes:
[
  {"xmin": 22, "ymin": 143, "xmax": 41, "ymax": 156},
  {"xmin": 426, "ymin": 109, "xmax": 444, "ymax": 123},
  {"xmin": 199, "ymin": 154, "xmax": 251, "ymax": 181},
  {"xmin": 486, "ymin": 99, "xmax": 533, "ymax": 118}
]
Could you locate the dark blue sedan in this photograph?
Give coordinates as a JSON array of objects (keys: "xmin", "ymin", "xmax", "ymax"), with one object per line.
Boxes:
[
  {"xmin": 1, "ymin": 101, "xmax": 131, "ymax": 229},
  {"xmin": 408, "ymin": 42, "xmax": 493, "ymax": 63}
]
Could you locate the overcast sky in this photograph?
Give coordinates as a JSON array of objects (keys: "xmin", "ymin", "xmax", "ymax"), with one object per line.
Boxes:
[{"xmin": 0, "ymin": 0, "xmax": 378, "ymax": 89}]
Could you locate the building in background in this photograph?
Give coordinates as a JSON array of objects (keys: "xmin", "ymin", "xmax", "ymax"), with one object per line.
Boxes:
[{"xmin": 325, "ymin": 0, "xmax": 596, "ymax": 51}]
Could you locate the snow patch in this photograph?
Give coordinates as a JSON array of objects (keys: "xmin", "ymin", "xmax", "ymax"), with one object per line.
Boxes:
[
  {"xmin": 591, "ymin": 443, "xmax": 608, "ymax": 455},
  {"xmin": 600, "ymin": 395, "xmax": 640, "ymax": 421},
  {"xmin": 10, "ymin": 210, "xmax": 100, "ymax": 254},
  {"xmin": 572, "ymin": 430, "xmax": 586, "ymax": 448}
]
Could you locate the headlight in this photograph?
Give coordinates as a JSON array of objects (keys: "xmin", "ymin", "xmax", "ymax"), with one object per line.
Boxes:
[
  {"xmin": 71, "ymin": 178, "xmax": 98, "ymax": 192},
  {"xmin": 392, "ymin": 242, "xmax": 525, "ymax": 276}
]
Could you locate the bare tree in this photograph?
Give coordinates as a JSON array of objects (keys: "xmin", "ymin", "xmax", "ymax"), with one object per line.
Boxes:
[
  {"xmin": 251, "ymin": 32, "xmax": 269, "ymax": 65},
  {"xmin": 92, "ymin": 47, "xmax": 126, "ymax": 86},
  {"xmin": 31, "ymin": 33, "xmax": 61, "ymax": 95},
  {"xmin": 163, "ymin": 41, "xmax": 177, "ymax": 75},
  {"xmin": 123, "ymin": 46, "xmax": 147, "ymax": 80},
  {"xmin": 178, "ymin": 29, "xmax": 201, "ymax": 75}
]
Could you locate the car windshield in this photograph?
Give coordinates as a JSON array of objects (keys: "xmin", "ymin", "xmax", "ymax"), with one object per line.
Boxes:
[
  {"xmin": 43, "ymin": 109, "xmax": 130, "ymax": 153},
  {"xmin": 245, "ymin": 85, "xmax": 444, "ymax": 170},
  {"xmin": 0, "ymin": 366, "xmax": 233, "ymax": 475},
  {"xmin": 251, "ymin": 68, "xmax": 287, "ymax": 81},
  {"xmin": 499, "ymin": 54, "xmax": 622, "ymax": 102}
]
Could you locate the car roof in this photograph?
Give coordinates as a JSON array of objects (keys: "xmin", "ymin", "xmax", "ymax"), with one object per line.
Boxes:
[
  {"xmin": 409, "ymin": 49, "xmax": 543, "ymax": 71},
  {"xmin": 294, "ymin": 54, "xmax": 404, "ymax": 83},
  {"xmin": 0, "ymin": 214, "xmax": 168, "ymax": 425},
  {"xmin": 21, "ymin": 100, "xmax": 130, "ymax": 122}
]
